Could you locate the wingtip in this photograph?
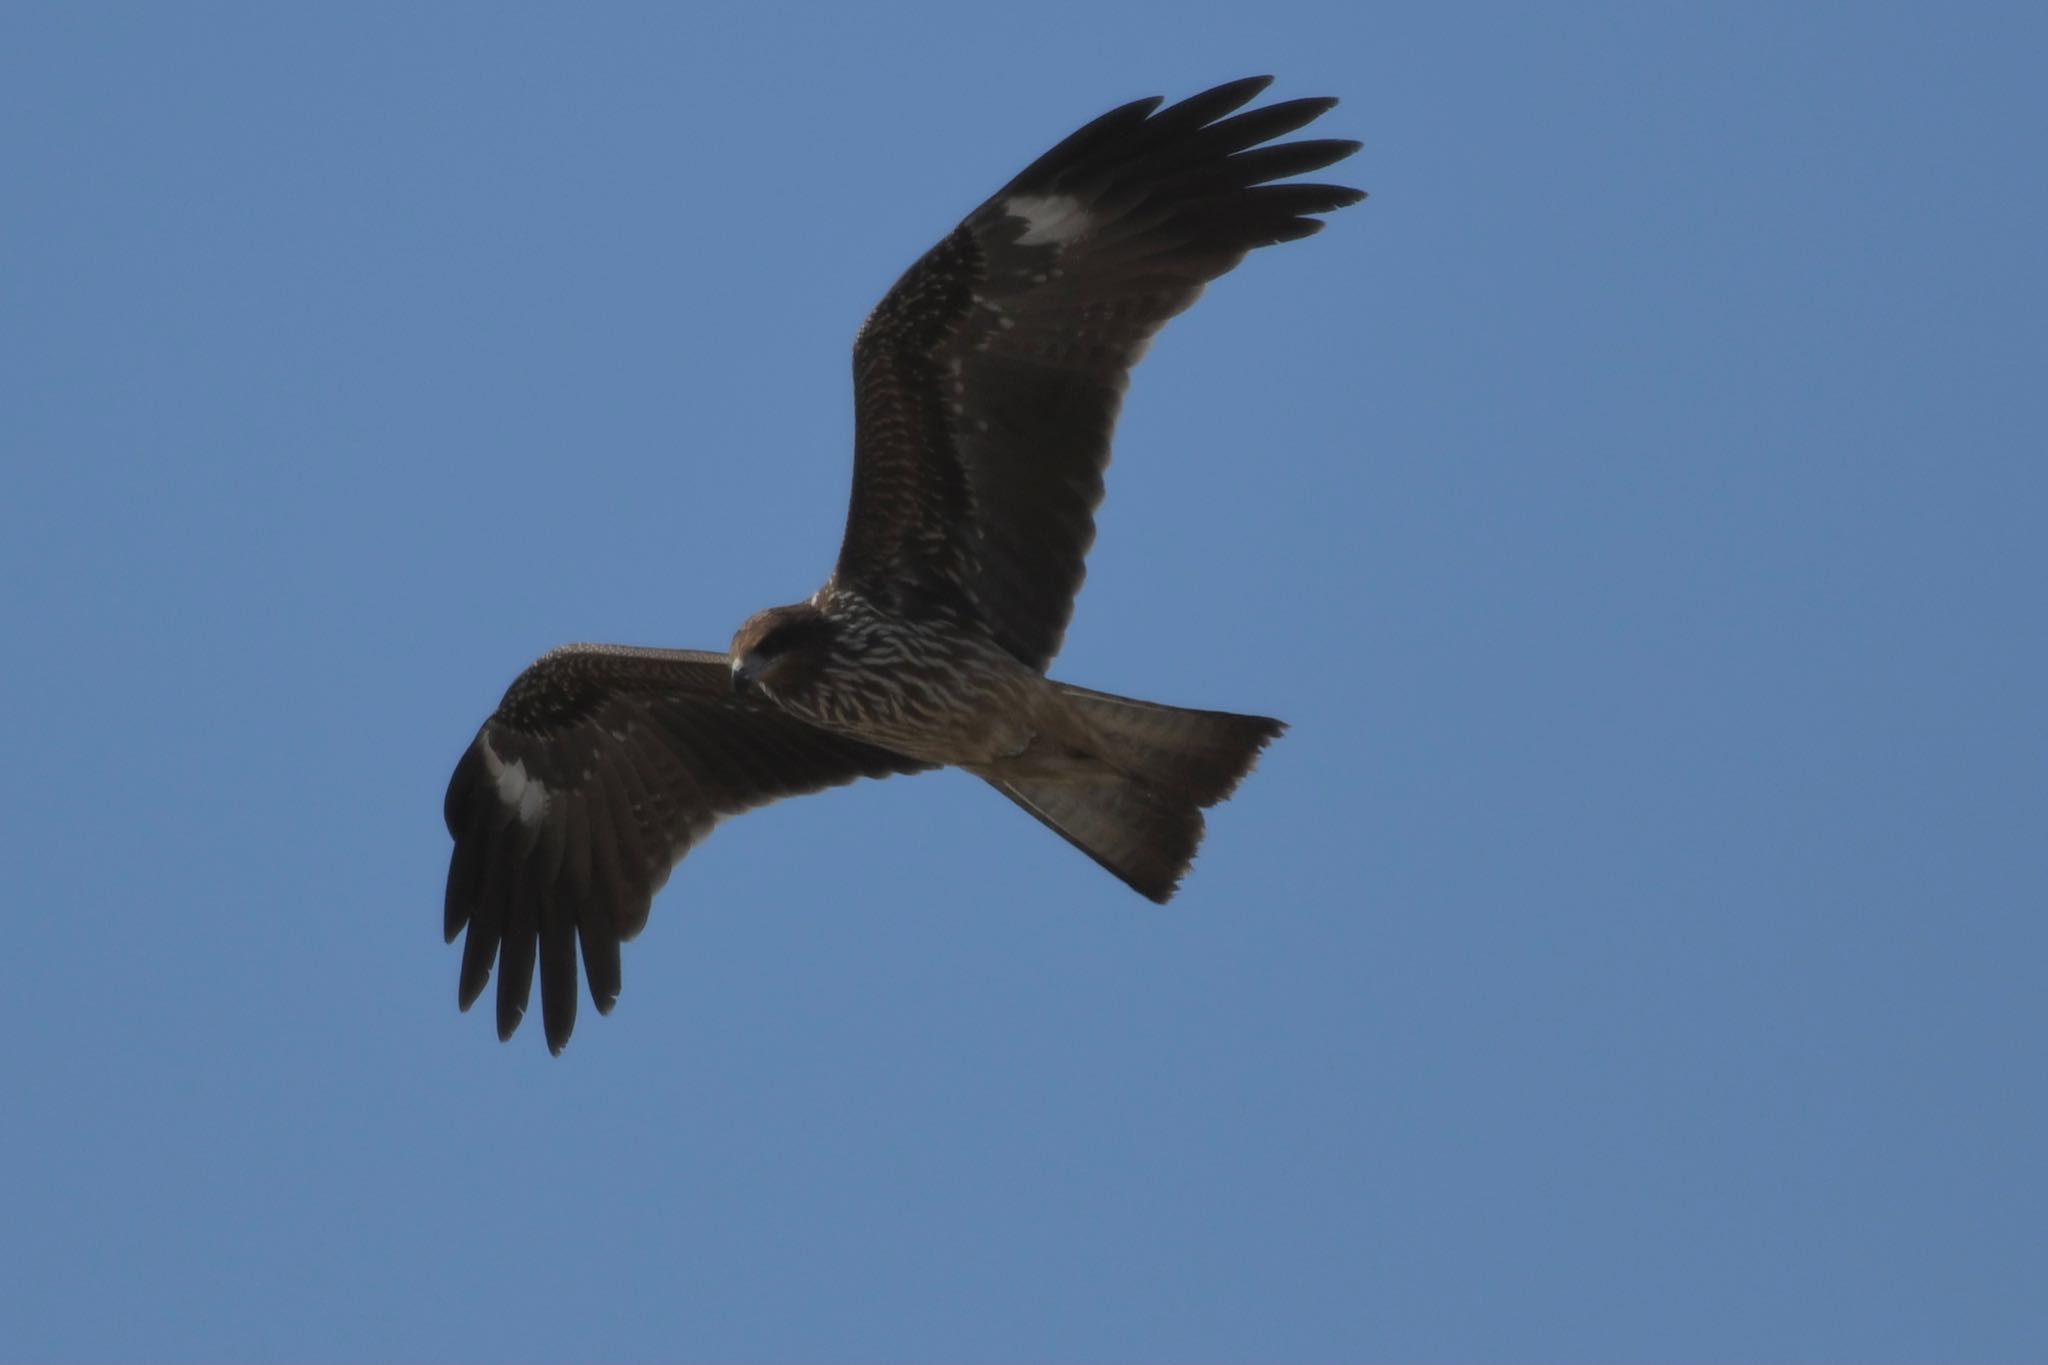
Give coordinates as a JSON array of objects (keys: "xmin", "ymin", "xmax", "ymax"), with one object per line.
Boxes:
[
  {"xmin": 1155, "ymin": 76, "xmax": 1279, "ymax": 132},
  {"xmin": 1214, "ymin": 73, "xmax": 1278, "ymax": 102},
  {"xmin": 540, "ymin": 1002, "xmax": 581, "ymax": 1055}
]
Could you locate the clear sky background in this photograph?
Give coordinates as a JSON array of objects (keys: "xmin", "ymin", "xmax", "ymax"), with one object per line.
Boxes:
[{"xmin": 4, "ymin": 3, "xmax": 2044, "ymax": 1360}]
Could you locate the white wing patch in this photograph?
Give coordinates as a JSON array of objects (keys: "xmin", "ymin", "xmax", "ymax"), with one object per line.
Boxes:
[
  {"xmin": 479, "ymin": 733, "xmax": 549, "ymax": 827},
  {"xmin": 1005, "ymin": 193, "xmax": 1090, "ymax": 247}
]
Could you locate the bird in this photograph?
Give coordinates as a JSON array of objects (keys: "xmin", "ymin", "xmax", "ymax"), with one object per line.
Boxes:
[{"xmin": 442, "ymin": 76, "xmax": 1365, "ymax": 1052}]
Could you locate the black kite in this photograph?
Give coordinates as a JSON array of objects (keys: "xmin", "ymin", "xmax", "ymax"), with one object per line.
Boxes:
[{"xmin": 444, "ymin": 77, "xmax": 1365, "ymax": 1050}]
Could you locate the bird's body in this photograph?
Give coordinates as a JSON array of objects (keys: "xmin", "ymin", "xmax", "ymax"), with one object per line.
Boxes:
[
  {"xmin": 734, "ymin": 591, "xmax": 1073, "ymax": 771},
  {"xmin": 444, "ymin": 77, "xmax": 1364, "ymax": 1050},
  {"xmin": 731, "ymin": 593, "xmax": 1033, "ymax": 765}
]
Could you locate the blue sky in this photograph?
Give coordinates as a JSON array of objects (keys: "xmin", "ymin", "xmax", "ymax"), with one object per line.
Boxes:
[{"xmin": 4, "ymin": 3, "xmax": 2044, "ymax": 1359}]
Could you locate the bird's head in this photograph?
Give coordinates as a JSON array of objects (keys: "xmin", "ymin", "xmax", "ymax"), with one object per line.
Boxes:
[{"xmin": 729, "ymin": 602, "xmax": 832, "ymax": 700}]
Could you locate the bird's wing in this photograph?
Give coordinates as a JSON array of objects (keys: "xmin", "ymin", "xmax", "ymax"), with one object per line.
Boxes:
[
  {"xmin": 443, "ymin": 644, "xmax": 928, "ymax": 1052},
  {"xmin": 832, "ymin": 76, "xmax": 1363, "ymax": 669}
]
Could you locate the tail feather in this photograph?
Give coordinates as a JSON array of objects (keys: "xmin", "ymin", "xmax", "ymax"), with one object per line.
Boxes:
[
  {"xmin": 989, "ymin": 685, "xmax": 1284, "ymax": 902},
  {"xmin": 993, "ymin": 776, "xmax": 1201, "ymax": 903},
  {"xmin": 1057, "ymin": 683, "xmax": 1285, "ymax": 805}
]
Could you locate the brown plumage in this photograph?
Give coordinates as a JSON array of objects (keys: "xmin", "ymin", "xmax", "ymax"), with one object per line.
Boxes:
[{"xmin": 444, "ymin": 77, "xmax": 1364, "ymax": 1051}]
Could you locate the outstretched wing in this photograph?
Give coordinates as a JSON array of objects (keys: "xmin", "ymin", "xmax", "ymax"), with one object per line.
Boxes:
[
  {"xmin": 833, "ymin": 76, "xmax": 1364, "ymax": 669},
  {"xmin": 443, "ymin": 644, "xmax": 928, "ymax": 1053}
]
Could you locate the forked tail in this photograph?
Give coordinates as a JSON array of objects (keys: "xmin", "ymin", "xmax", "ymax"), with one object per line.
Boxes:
[{"xmin": 988, "ymin": 684, "xmax": 1285, "ymax": 902}]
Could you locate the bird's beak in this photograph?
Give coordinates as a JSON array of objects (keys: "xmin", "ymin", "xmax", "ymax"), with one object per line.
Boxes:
[{"xmin": 731, "ymin": 660, "xmax": 756, "ymax": 697}]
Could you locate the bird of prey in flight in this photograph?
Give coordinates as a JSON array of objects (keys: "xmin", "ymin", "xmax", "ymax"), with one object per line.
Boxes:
[{"xmin": 443, "ymin": 76, "xmax": 1364, "ymax": 1051}]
